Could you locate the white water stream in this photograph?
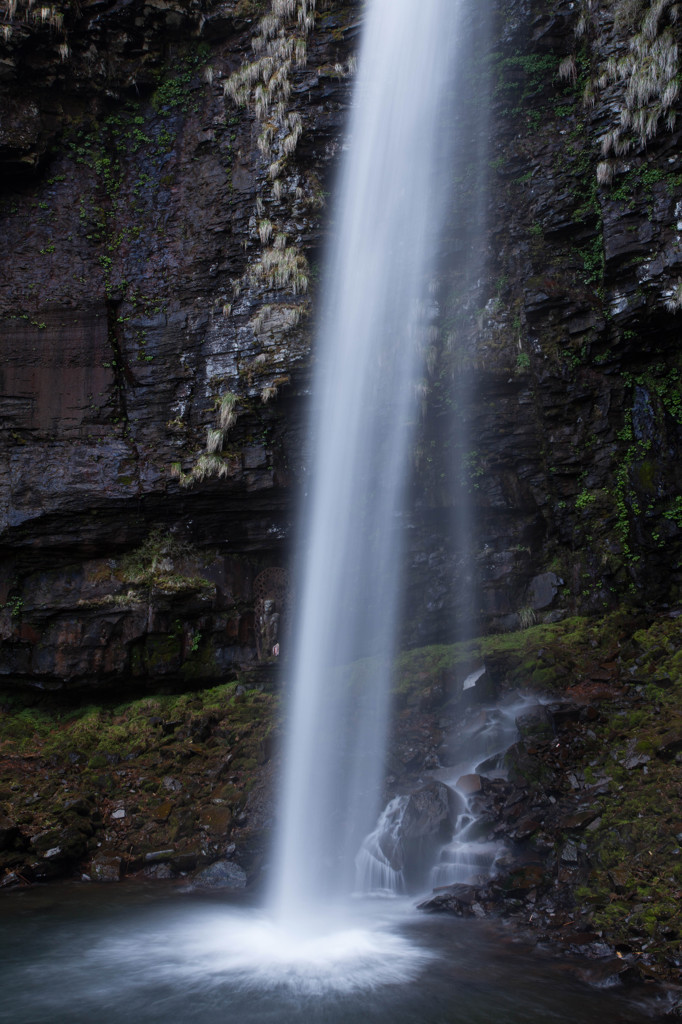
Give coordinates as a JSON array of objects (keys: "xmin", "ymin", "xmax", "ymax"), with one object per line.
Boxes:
[{"xmin": 270, "ymin": 0, "xmax": 463, "ymax": 925}]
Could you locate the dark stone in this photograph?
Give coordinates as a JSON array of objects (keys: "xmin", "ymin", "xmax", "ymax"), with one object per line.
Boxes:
[
  {"xmin": 0, "ymin": 870, "xmax": 25, "ymax": 889},
  {"xmin": 90, "ymin": 853, "xmax": 122, "ymax": 882},
  {"xmin": 417, "ymin": 883, "xmax": 481, "ymax": 916},
  {"xmin": 515, "ymin": 706, "xmax": 553, "ymax": 743},
  {"xmin": 559, "ymin": 809, "xmax": 599, "ymax": 830},
  {"xmin": 400, "ymin": 781, "xmax": 455, "ymax": 840},
  {"xmin": 192, "ymin": 859, "xmax": 247, "ymax": 890},
  {"xmin": 496, "ymin": 862, "xmax": 547, "ymax": 894},
  {"xmin": 527, "ymin": 572, "xmax": 562, "ymax": 610},
  {"xmin": 456, "ymin": 773, "xmax": 483, "ymax": 796},
  {"xmin": 656, "ymin": 729, "xmax": 682, "ymax": 760},
  {"xmin": 30, "ymin": 826, "xmax": 87, "ymax": 862},
  {"xmin": 62, "ymin": 797, "xmax": 92, "ymax": 816},
  {"xmin": 0, "ymin": 818, "xmax": 21, "ymax": 852},
  {"xmin": 144, "ymin": 849, "xmax": 175, "ymax": 864},
  {"xmin": 144, "ymin": 863, "xmax": 173, "ymax": 879},
  {"xmin": 510, "ymin": 815, "xmax": 541, "ymax": 841}
]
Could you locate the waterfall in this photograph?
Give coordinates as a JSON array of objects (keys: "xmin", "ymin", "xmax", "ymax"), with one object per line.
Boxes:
[{"xmin": 270, "ymin": 0, "xmax": 463, "ymax": 924}]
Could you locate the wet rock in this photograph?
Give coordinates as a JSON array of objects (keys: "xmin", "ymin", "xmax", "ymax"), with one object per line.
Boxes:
[
  {"xmin": 656, "ymin": 728, "xmax": 682, "ymax": 760},
  {"xmin": 169, "ymin": 851, "xmax": 199, "ymax": 874},
  {"xmin": 504, "ymin": 741, "xmax": 555, "ymax": 788},
  {"xmin": 515, "ymin": 706, "xmax": 553, "ymax": 743},
  {"xmin": 608, "ymin": 866, "xmax": 631, "ymax": 893},
  {"xmin": 90, "ymin": 853, "xmax": 122, "ymax": 882},
  {"xmin": 527, "ymin": 572, "xmax": 562, "ymax": 610},
  {"xmin": 27, "ymin": 858, "xmax": 64, "ymax": 882},
  {"xmin": 572, "ymin": 956, "xmax": 639, "ymax": 988},
  {"xmin": 621, "ymin": 753, "xmax": 650, "ymax": 770},
  {"xmin": 408, "ymin": 779, "xmax": 456, "ymax": 829},
  {"xmin": 560, "ymin": 841, "xmax": 579, "ymax": 865},
  {"xmin": 144, "ymin": 849, "xmax": 175, "ymax": 865},
  {"xmin": 495, "ymin": 862, "xmax": 547, "ymax": 894},
  {"xmin": 417, "ymin": 883, "xmax": 480, "ymax": 916},
  {"xmin": 171, "ymin": 809, "xmax": 198, "ymax": 842},
  {"xmin": 0, "ymin": 870, "xmax": 27, "ymax": 889},
  {"xmin": 559, "ymin": 809, "xmax": 599, "ymax": 830},
  {"xmin": 30, "ymin": 826, "xmax": 87, "ymax": 863},
  {"xmin": 199, "ymin": 805, "xmax": 233, "ymax": 834},
  {"xmin": 152, "ymin": 800, "xmax": 174, "ymax": 822},
  {"xmin": 456, "ymin": 774, "xmax": 483, "ymax": 795},
  {"xmin": 144, "ymin": 863, "xmax": 173, "ymax": 879},
  {"xmin": 192, "ymin": 859, "xmax": 247, "ymax": 890},
  {"xmin": 62, "ymin": 797, "xmax": 92, "ymax": 816},
  {"xmin": 544, "ymin": 702, "xmax": 581, "ymax": 728},
  {"xmin": 509, "ymin": 815, "xmax": 541, "ymax": 841},
  {"xmin": 460, "ymin": 814, "xmax": 497, "ymax": 843}
]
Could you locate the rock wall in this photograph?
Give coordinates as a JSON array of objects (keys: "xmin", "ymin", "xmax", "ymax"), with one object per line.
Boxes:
[
  {"xmin": 403, "ymin": 0, "xmax": 682, "ymax": 645},
  {"xmin": 0, "ymin": 0, "xmax": 358, "ymax": 688},
  {"xmin": 2, "ymin": 0, "xmax": 682, "ymax": 689}
]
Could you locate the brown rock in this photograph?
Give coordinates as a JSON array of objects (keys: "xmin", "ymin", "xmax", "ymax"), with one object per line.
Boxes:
[
  {"xmin": 152, "ymin": 800, "xmax": 174, "ymax": 822},
  {"xmin": 90, "ymin": 853, "xmax": 122, "ymax": 882},
  {"xmin": 456, "ymin": 774, "xmax": 482, "ymax": 795},
  {"xmin": 199, "ymin": 806, "xmax": 232, "ymax": 834}
]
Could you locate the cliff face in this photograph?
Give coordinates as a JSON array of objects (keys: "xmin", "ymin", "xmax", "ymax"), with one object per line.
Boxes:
[
  {"xmin": 0, "ymin": 0, "xmax": 358, "ymax": 688},
  {"xmin": 466, "ymin": 0, "xmax": 682, "ymax": 634},
  {"xmin": 1, "ymin": 0, "xmax": 682, "ymax": 690},
  {"xmin": 405, "ymin": 0, "xmax": 682, "ymax": 646}
]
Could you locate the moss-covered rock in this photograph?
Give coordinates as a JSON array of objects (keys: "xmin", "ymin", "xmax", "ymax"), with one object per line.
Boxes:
[{"xmin": 0, "ymin": 675, "xmax": 278, "ymax": 886}]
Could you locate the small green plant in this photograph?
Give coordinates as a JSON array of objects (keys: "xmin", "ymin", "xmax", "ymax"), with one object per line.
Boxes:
[
  {"xmin": 575, "ymin": 489, "xmax": 596, "ymax": 512},
  {"xmin": 4, "ymin": 596, "xmax": 23, "ymax": 619},
  {"xmin": 119, "ymin": 530, "xmax": 211, "ymax": 592},
  {"xmin": 663, "ymin": 495, "xmax": 682, "ymax": 528}
]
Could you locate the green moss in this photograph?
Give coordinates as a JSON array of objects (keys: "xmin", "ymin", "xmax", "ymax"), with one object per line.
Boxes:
[
  {"xmin": 118, "ymin": 529, "xmax": 214, "ymax": 593},
  {"xmin": 632, "ymin": 458, "xmax": 657, "ymax": 493},
  {"xmin": 151, "ymin": 51, "xmax": 208, "ymax": 114},
  {"xmin": 0, "ymin": 678, "xmax": 276, "ymax": 773}
]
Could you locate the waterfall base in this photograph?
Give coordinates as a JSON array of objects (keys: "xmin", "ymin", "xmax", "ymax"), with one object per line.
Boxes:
[
  {"xmin": 148, "ymin": 905, "xmax": 432, "ymax": 995},
  {"xmin": 0, "ymin": 885, "xmax": 666, "ymax": 1024}
]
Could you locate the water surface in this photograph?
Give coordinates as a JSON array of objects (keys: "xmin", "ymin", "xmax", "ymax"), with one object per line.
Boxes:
[{"xmin": 0, "ymin": 885, "xmax": 663, "ymax": 1023}]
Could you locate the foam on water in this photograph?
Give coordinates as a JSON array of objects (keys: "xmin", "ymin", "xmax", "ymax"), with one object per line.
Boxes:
[
  {"xmin": 178, "ymin": 912, "xmax": 432, "ymax": 994},
  {"xmin": 74, "ymin": 905, "xmax": 434, "ymax": 998}
]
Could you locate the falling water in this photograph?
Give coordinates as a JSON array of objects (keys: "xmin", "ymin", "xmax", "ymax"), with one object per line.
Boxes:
[{"xmin": 271, "ymin": 0, "xmax": 463, "ymax": 923}]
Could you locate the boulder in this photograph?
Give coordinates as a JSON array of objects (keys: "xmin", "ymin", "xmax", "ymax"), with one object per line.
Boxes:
[
  {"xmin": 199, "ymin": 805, "xmax": 233, "ymax": 834},
  {"xmin": 527, "ymin": 573, "xmax": 562, "ymax": 611},
  {"xmin": 90, "ymin": 853, "xmax": 122, "ymax": 882},
  {"xmin": 515, "ymin": 705, "xmax": 553, "ymax": 743},
  {"xmin": 496, "ymin": 861, "xmax": 547, "ymax": 894},
  {"xmin": 417, "ymin": 883, "xmax": 481, "ymax": 916},
  {"xmin": 400, "ymin": 781, "xmax": 454, "ymax": 839},
  {"xmin": 192, "ymin": 859, "xmax": 247, "ymax": 889},
  {"xmin": 456, "ymin": 773, "xmax": 483, "ymax": 796}
]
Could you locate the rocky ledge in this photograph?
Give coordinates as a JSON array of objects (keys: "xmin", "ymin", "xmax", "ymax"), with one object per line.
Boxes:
[{"xmin": 1, "ymin": 607, "xmax": 681, "ymax": 1009}]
